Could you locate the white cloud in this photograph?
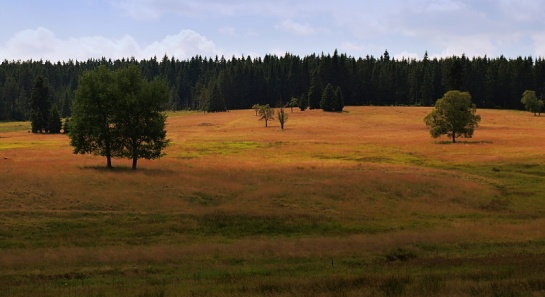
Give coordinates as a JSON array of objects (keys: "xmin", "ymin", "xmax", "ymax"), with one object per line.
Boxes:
[
  {"xmin": 432, "ymin": 34, "xmax": 497, "ymax": 58},
  {"xmin": 277, "ymin": 19, "xmax": 316, "ymax": 36},
  {"xmin": 142, "ymin": 30, "xmax": 221, "ymax": 58},
  {"xmin": 393, "ymin": 51, "xmax": 419, "ymax": 60},
  {"xmin": 0, "ymin": 27, "xmax": 221, "ymax": 62}
]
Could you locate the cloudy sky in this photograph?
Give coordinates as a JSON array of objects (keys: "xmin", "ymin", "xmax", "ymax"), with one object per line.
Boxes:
[{"xmin": 1, "ymin": 0, "xmax": 544, "ymax": 62}]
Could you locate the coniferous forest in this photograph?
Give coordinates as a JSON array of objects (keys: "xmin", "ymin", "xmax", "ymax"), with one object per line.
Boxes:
[{"xmin": 1, "ymin": 50, "xmax": 544, "ymax": 121}]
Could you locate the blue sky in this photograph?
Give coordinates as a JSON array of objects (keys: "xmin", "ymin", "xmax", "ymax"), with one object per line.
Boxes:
[{"xmin": 1, "ymin": 0, "xmax": 544, "ymax": 62}]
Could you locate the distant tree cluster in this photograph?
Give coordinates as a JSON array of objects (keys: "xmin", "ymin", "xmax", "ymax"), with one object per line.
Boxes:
[
  {"xmin": 69, "ymin": 65, "xmax": 170, "ymax": 170},
  {"xmin": 2, "ymin": 51, "xmax": 545, "ymax": 121},
  {"xmin": 520, "ymin": 90, "xmax": 544, "ymax": 116}
]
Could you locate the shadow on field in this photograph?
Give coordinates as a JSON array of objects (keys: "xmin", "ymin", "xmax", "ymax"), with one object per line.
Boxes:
[
  {"xmin": 80, "ymin": 165, "xmax": 175, "ymax": 176},
  {"xmin": 434, "ymin": 140, "xmax": 493, "ymax": 145}
]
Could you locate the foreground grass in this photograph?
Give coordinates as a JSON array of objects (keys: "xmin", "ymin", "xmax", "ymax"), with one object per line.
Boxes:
[{"xmin": 1, "ymin": 107, "xmax": 545, "ymax": 296}]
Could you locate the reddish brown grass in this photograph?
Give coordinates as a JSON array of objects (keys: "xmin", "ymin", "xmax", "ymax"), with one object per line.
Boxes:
[{"xmin": 1, "ymin": 106, "xmax": 545, "ymax": 296}]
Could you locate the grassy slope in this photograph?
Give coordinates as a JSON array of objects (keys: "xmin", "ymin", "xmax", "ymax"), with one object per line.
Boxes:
[{"xmin": 1, "ymin": 107, "xmax": 545, "ymax": 296}]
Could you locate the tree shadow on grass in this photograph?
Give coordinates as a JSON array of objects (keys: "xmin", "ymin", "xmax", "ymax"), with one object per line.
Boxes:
[
  {"xmin": 434, "ymin": 140, "xmax": 492, "ymax": 145},
  {"xmin": 80, "ymin": 165, "xmax": 175, "ymax": 176}
]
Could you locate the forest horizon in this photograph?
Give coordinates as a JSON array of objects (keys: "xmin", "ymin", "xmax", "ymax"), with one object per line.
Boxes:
[{"xmin": 1, "ymin": 50, "xmax": 543, "ymax": 122}]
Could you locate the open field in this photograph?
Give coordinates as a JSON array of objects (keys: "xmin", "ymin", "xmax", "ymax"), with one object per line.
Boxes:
[{"xmin": 1, "ymin": 106, "xmax": 545, "ymax": 296}]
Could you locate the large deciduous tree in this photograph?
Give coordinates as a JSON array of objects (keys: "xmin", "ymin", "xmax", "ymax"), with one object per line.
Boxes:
[
  {"xmin": 424, "ymin": 90, "xmax": 481, "ymax": 143},
  {"xmin": 520, "ymin": 90, "xmax": 543, "ymax": 116},
  {"xmin": 69, "ymin": 66, "xmax": 118, "ymax": 168},
  {"xmin": 69, "ymin": 65, "xmax": 169, "ymax": 169},
  {"xmin": 114, "ymin": 66, "xmax": 170, "ymax": 170}
]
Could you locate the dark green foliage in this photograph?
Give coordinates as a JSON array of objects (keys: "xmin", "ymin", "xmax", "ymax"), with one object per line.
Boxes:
[
  {"xmin": 113, "ymin": 65, "xmax": 170, "ymax": 170},
  {"xmin": 69, "ymin": 65, "xmax": 169, "ymax": 169},
  {"xmin": 298, "ymin": 92, "xmax": 308, "ymax": 111},
  {"xmin": 320, "ymin": 83, "xmax": 335, "ymax": 111},
  {"xmin": 424, "ymin": 90, "xmax": 481, "ymax": 143},
  {"xmin": 307, "ymin": 69, "xmax": 323, "ymax": 109},
  {"xmin": 62, "ymin": 118, "xmax": 70, "ymax": 134},
  {"xmin": 521, "ymin": 90, "xmax": 543, "ymax": 116},
  {"xmin": 206, "ymin": 82, "xmax": 227, "ymax": 112},
  {"xmin": 334, "ymin": 86, "xmax": 344, "ymax": 111},
  {"xmin": 47, "ymin": 105, "xmax": 62, "ymax": 134},
  {"xmin": 320, "ymin": 84, "xmax": 344, "ymax": 112},
  {"xmin": 70, "ymin": 66, "xmax": 117, "ymax": 168},
  {"xmin": 30, "ymin": 77, "xmax": 51, "ymax": 133},
  {"xmin": 2, "ymin": 53, "xmax": 545, "ymax": 121}
]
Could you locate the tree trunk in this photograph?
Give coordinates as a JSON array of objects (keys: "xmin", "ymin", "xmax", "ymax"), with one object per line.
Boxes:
[
  {"xmin": 107, "ymin": 156, "xmax": 112, "ymax": 168},
  {"xmin": 132, "ymin": 156, "xmax": 138, "ymax": 170},
  {"xmin": 452, "ymin": 133, "xmax": 456, "ymax": 143}
]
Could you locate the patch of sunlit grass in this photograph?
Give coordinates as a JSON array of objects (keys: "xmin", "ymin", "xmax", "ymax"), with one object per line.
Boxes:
[{"xmin": 2, "ymin": 107, "xmax": 545, "ymax": 296}]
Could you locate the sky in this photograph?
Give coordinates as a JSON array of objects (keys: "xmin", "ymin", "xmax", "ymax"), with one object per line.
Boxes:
[{"xmin": 1, "ymin": 0, "xmax": 544, "ymax": 62}]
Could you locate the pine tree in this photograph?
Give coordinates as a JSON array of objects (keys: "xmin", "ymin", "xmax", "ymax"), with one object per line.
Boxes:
[
  {"xmin": 207, "ymin": 82, "xmax": 227, "ymax": 112},
  {"xmin": 308, "ymin": 70, "xmax": 322, "ymax": 109},
  {"xmin": 320, "ymin": 83, "xmax": 335, "ymax": 111},
  {"xmin": 298, "ymin": 92, "xmax": 308, "ymax": 111},
  {"xmin": 333, "ymin": 86, "xmax": 344, "ymax": 112},
  {"xmin": 47, "ymin": 105, "xmax": 62, "ymax": 134},
  {"xmin": 30, "ymin": 76, "xmax": 51, "ymax": 133}
]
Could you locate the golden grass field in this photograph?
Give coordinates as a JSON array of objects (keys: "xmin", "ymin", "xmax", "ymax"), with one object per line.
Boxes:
[{"xmin": 1, "ymin": 106, "xmax": 545, "ymax": 296}]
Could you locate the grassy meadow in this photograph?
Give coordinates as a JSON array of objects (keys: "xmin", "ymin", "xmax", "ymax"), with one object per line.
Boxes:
[{"xmin": 1, "ymin": 106, "xmax": 545, "ymax": 296}]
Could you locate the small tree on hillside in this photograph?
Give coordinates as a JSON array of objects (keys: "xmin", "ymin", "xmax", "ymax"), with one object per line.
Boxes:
[
  {"xmin": 252, "ymin": 103, "xmax": 261, "ymax": 116},
  {"xmin": 286, "ymin": 97, "xmax": 299, "ymax": 112},
  {"xmin": 424, "ymin": 90, "xmax": 481, "ymax": 143},
  {"xmin": 521, "ymin": 90, "xmax": 543, "ymax": 116},
  {"xmin": 258, "ymin": 104, "xmax": 274, "ymax": 127},
  {"xmin": 278, "ymin": 107, "xmax": 288, "ymax": 130}
]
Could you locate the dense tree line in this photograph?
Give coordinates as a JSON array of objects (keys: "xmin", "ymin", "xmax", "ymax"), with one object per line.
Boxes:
[{"xmin": 1, "ymin": 50, "xmax": 544, "ymax": 121}]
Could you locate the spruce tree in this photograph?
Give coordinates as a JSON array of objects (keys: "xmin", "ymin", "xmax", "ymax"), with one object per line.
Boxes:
[
  {"xmin": 47, "ymin": 105, "xmax": 62, "ymax": 134},
  {"xmin": 307, "ymin": 70, "xmax": 322, "ymax": 109},
  {"xmin": 207, "ymin": 82, "xmax": 227, "ymax": 112},
  {"xmin": 320, "ymin": 83, "xmax": 335, "ymax": 111},
  {"xmin": 299, "ymin": 92, "xmax": 308, "ymax": 111},
  {"xmin": 30, "ymin": 76, "xmax": 51, "ymax": 133},
  {"xmin": 333, "ymin": 86, "xmax": 344, "ymax": 112}
]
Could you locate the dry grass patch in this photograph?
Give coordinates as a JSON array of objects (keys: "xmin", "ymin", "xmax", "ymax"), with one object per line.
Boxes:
[{"xmin": 2, "ymin": 106, "xmax": 545, "ymax": 296}]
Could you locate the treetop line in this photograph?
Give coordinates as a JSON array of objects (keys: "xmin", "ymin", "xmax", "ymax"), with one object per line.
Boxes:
[{"xmin": 1, "ymin": 50, "xmax": 545, "ymax": 122}]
